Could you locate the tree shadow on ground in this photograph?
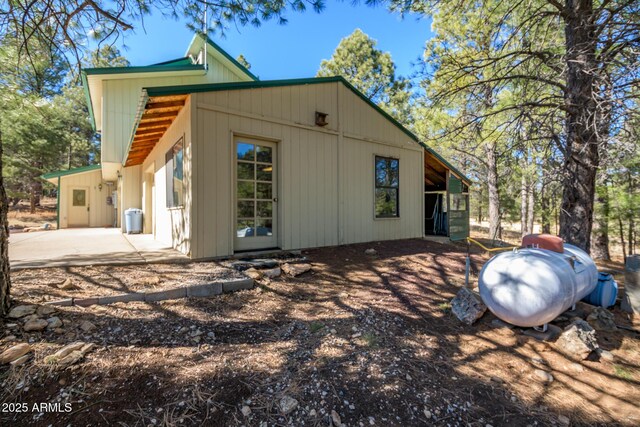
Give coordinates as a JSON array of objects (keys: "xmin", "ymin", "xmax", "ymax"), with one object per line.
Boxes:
[{"xmin": 2, "ymin": 239, "xmax": 639, "ymax": 426}]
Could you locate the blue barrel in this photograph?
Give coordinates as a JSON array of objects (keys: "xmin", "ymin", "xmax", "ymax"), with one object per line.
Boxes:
[{"xmin": 583, "ymin": 272, "xmax": 618, "ymax": 308}]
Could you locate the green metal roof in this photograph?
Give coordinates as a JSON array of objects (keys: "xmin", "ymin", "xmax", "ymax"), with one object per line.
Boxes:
[
  {"xmin": 41, "ymin": 164, "xmax": 101, "ymax": 181},
  {"xmin": 142, "ymin": 76, "xmax": 471, "ymax": 184},
  {"xmin": 151, "ymin": 57, "xmax": 194, "ymax": 67}
]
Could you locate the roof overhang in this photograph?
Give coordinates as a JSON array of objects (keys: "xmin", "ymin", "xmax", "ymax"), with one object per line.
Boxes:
[
  {"xmin": 123, "ymin": 92, "xmax": 188, "ymax": 167},
  {"xmin": 81, "ymin": 65, "xmax": 205, "ymax": 132},
  {"xmin": 41, "ymin": 164, "xmax": 102, "ymax": 185}
]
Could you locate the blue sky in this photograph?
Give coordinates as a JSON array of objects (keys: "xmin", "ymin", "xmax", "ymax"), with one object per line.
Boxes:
[{"xmin": 111, "ymin": 2, "xmax": 433, "ymax": 80}]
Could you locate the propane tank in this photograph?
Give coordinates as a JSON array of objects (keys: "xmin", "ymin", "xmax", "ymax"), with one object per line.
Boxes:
[{"xmin": 478, "ymin": 244, "xmax": 598, "ymax": 327}]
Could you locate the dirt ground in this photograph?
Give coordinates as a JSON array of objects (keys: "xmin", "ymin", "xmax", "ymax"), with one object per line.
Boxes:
[
  {"xmin": 1, "ymin": 239, "xmax": 639, "ymax": 426},
  {"xmin": 8, "ymin": 198, "xmax": 57, "ymax": 230}
]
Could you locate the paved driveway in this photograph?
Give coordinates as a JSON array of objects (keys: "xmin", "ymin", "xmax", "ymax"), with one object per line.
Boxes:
[{"xmin": 9, "ymin": 228, "xmax": 188, "ymax": 269}]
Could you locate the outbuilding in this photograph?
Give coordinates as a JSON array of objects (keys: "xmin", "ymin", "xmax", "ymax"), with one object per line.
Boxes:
[{"xmin": 45, "ymin": 34, "xmax": 470, "ymax": 257}]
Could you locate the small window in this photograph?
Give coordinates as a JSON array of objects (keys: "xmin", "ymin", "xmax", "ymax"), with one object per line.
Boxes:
[
  {"xmin": 166, "ymin": 137, "xmax": 184, "ymax": 208},
  {"xmin": 375, "ymin": 156, "xmax": 399, "ymax": 218}
]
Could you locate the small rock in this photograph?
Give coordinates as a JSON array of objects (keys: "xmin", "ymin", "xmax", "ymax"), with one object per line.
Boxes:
[
  {"xmin": 9, "ymin": 353, "xmax": 31, "ymax": 367},
  {"xmin": 282, "ymin": 263, "xmax": 312, "ymax": 277},
  {"xmin": 1, "ymin": 335, "xmax": 16, "ymax": 343},
  {"xmin": 596, "ymin": 348, "xmax": 614, "ymax": 362},
  {"xmin": 533, "ymin": 369, "xmax": 554, "ymax": 383},
  {"xmin": 330, "ymin": 329, "xmax": 337, "ymax": 334},
  {"xmin": 279, "ymin": 396, "xmax": 298, "ymax": 414},
  {"xmin": 47, "ymin": 317, "xmax": 63, "ymax": 329},
  {"xmin": 451, "ymin": 287, "xmax": 487, "ymax": 325},
  {"xmin": 37, "ymin": 306, "xmax": 56, "ymax": 316},
  {"xmin": 23, "ymin": 318, "xmax": 48, "ymax": 332},
  {"xmin": 364, "ymin": 248, "xmax": 377, "ymax": 255},
  {"xmin": 58, "ymin": 350, "xmax": 84, "ymax": 368},
  {"xmin": 262, "ymin": 267, "xmax": 281, "ymax": 279},
  {"xmin": 556, "ymin": 320, "xmax": 598, "ymax": 360},
  {"xmin": 5, "ymin": 323, "xmax": 18, "ymax": 329},
  {"xmin": 79, "ymin": 321, "xmax": 96, "ymax": 332},
  {"xmin": 331, "ymin": 410, "xmax": 342, "ymax": 426},
  {"xmin": 423, "ymin": 409, "xmax": 432, "ymax": 418},
  {"xmin": 58, "ymin": 278, "xmax": 79, "ymax": 290},
  {"xmin": 244, "ymin": 268, "xmax": 262, "ymax": 279},
  {"xmin": 586, "ymin": 307, "xmax": 617, "ymax": 331},
  {"xmin": 0, "ymin": 343, "xmax": 32, "ymax": 364},
  {"xmin": 568, "ymin": 363, "xmax": 584, "ymax": 372},
  {"xmin": 46, "ymin": 342, "xmax": 85, "ymax": 363},
  {"xmin": 241, "ymin": 405, "xmax": 251, "ymax": 416},
  {"xmin": 7, "ymin": 305, "xmax": 37, "ymax": 319},
  {"xmin": 406, "ymin": 374, "xmax": 412, "ymax": 381},
  {"xmin": 558, "ymin": 415, "xmax": 570, "ymax": 425},
  {"xmin": 309, "ymin": 409, "xmax": 317, "ymax": 417}
]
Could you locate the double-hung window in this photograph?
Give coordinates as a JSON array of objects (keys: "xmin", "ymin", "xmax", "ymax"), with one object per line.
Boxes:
[
  {"xmin": 375, "ymin": 156, "xmax": 399, "ymax": 218},
  {"xmin": 166, "ymin": 138, "xmax": 184, "ymax": 208}
]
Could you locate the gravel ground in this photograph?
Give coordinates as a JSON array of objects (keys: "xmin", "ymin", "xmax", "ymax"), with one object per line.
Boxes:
[{"xmin": 1, "ymin": 238, "xmax": 639, "ymax": 427}]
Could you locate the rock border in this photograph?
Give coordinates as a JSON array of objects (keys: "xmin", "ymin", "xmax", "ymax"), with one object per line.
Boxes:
[{"xmin": 43, "ymin": 278, "xmax": 254, "ymax": 307}]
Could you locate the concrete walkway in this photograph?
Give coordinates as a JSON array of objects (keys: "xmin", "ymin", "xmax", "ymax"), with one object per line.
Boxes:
[{"xmin": 9, "ymin": 228, "xmax": 188, "ymax": 269}]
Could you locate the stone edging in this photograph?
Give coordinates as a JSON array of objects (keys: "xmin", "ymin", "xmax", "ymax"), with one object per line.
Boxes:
[{"xmin": 43, "ymin": 278, "xmax": 254, "ymax": 307}]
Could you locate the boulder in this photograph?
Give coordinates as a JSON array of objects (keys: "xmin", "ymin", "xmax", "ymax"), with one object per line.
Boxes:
[
  {"xmin": 586, "ymin": 307, "xmax": 617, "ymax": 331},
  {"xmin": 532, "ymin": 369, "xmax": 554, "ymax": 383},
  {"xmin": 0, "ymin": 343, "xmax": 32, "ymax": 364},
  {"xmin": 10, "ymin": 354, "xmax": 31, "ymax": 367},
  {"xmin": 364, "ymin": 248, "xmax": 377, "ymax": 255},
  {"xmin": 23, "ymin": 318, "xmax": 48, "ymax": 332},
  {"xmin": 7, "ymin": 305, "xmax": 36, "ymax": 319},
  {"xmin": 451, "ymin": 287, "xmax": 487, "ymax": 325},
  {"xmin": 555, "ymin": 319, "xmax": 599, "ymax": 360},
  {"xmin": 282, "ymin": 263, "xmax": 312, "ymax": 277}
]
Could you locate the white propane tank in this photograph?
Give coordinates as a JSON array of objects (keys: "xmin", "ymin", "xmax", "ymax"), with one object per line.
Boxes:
[{"xmin": 478, "ymin": 244, "xmax": 598, "ymax": 327}]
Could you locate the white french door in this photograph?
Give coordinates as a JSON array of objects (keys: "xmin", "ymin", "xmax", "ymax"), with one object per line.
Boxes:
[{"xmin": 234, "ymin": 137, "xmax": 278, "ymax": 251}]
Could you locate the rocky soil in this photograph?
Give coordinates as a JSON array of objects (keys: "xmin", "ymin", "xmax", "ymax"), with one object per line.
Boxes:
[{"xmin": 1, "ymin": 238, "xmax": 639, "ymax": 426}]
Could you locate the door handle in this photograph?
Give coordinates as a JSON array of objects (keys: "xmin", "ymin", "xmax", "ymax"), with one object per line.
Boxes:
[{"xmin": 273, "ymin": 197, "xmax": 278, "ymax": 202}]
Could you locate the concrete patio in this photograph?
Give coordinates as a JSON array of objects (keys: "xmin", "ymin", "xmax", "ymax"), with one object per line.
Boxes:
[{"xmin": 9, "ymin": 228, "xmax": 189, "ymax": 269}]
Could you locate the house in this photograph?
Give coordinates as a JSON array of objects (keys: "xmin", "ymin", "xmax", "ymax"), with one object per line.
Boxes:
[{"xmin": 44, "ymin": 34, "xmax": 470, "ymax": 259}]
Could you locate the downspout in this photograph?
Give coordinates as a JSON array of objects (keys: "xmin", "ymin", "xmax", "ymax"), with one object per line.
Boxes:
[{"xmin": 56, "ymin": 176, "xmax": 60, "ymax": 229}]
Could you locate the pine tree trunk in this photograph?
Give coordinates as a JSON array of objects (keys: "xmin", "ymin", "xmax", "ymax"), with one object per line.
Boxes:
[
  {"xmin": 591, "ymin": 177, "xmax": 611, "ymax": 260},
  {"xmin": 0, "ymin": 130, "xmax": 11, "ymax": 315},
  {"xmin": 541, "ymin": 181, "xmax": 551, "ymax": 234},
  {"xmin": 559, "ymin": 0, "xmax": 599, "ymax": 252},
  {"xmin": 619, "ymin": 216, "xmax": 627, "ymax": 261},
  {"xmin": 477, "ymin": 187, "xmax": 483, "ymax": 223},
  {"xmin": 527, "ymin": 183, "xmax": 535, "ymax": 234},
  {"xmin": 486, "ymin": 140, "xmax": 501, "ymax": 241},
  {"xmin": 521, "ymin": 174, "xmax": 529, "ymax": 237}
]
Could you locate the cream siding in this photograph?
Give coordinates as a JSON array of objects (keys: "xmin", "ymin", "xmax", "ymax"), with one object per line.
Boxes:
[
  {"xmin": 58, "ymin": 169, "xmax": 114, "ymax": 228},
  {"xmin": 189, "ymin": 82, "xmax": 423, "ymax": 259},
  {"xmin": 101, "ymin": 52, "xmax": 249, "ymax": 165},
  {"xmin": 140, "ymin": 97, "xmax": 193, "ymax": 255}
]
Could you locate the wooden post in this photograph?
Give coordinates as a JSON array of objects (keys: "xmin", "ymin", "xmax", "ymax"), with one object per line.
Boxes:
[{"xmin": 622, "ymin": 254, "xmax": 640, "ymax": 314}]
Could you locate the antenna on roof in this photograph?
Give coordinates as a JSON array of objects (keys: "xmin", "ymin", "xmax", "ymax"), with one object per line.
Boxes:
[{"xmin": 203, "ymin": 7, "xmax": 208, "ymax": 71}]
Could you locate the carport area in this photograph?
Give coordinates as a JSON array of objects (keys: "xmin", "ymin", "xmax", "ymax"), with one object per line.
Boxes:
[{"xmin": 9, "ymin": 228, "xmax": 188, "ymax": 269}]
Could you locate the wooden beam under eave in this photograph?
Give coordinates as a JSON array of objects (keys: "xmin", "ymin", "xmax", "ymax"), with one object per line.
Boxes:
[
  {"xmin": 141, "ymin": 111, "xmax": 179, "ymax": 120},
  {"xmin": 133, "ymin": 134, "xmax": 163, "ymax": 142},
  {"xmin": 137, "ymin": 120, "xmax": 172, "ymax": 129},
  {"xmin": 136, "ymin": 127, "xmax": 168, "ymax": 136},
  {"xmin": 145, "ymin": 100, "xmax": 185, "ymax": 110}
]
